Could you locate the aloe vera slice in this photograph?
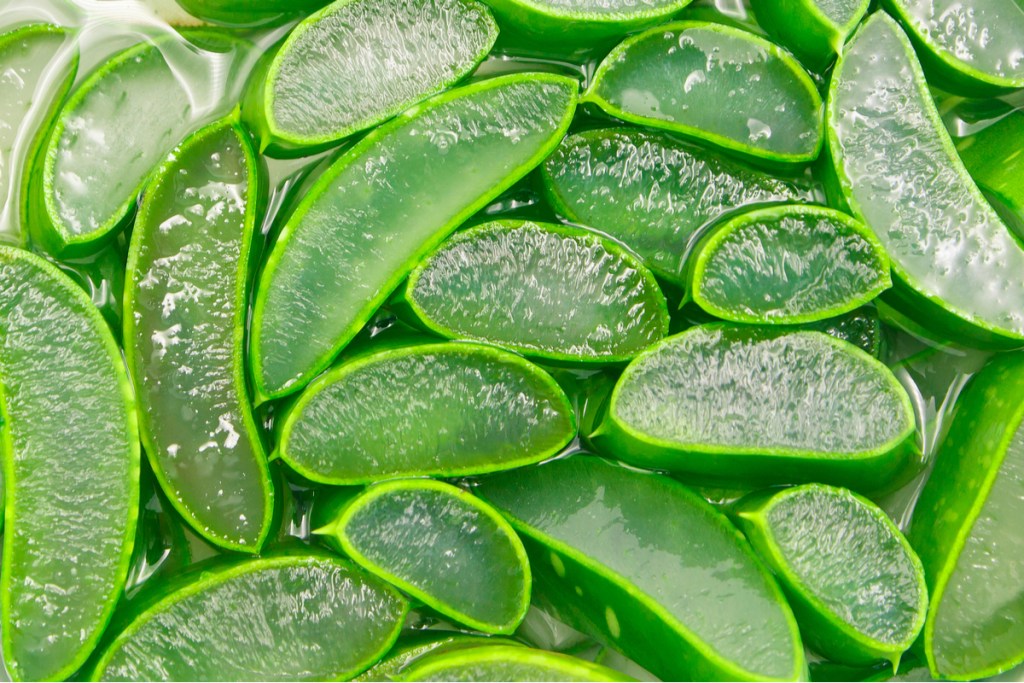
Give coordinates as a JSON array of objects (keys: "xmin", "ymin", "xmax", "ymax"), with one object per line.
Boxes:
[
  {"xmin": 91, "ymin": 552, "xmax": 409, "ymax": 680},
  {"xmin": 585, "ymin": 22, "xmax": 823, "ymax": 165},
  {"xmin": 175, "ymin": 0, "xmax": 332, "ymax": 25},
  {"xmin": 0, "ymin": 246, "xmax": 139, "ymax": 682},
  {"xmin": 357, "ymin": 634, "xmax": 523, "ymax": 681},
  {"xmin": 318, "ymin": 479, "xmax": 530, "ymax": 633},
  {"xmin": 750, "ymin": 0, "xmax": 869, "ymax": 70},
  {"xmin": 124, "ymin": 119, "xmax": 273, "ymax": 553},
  {"xmin": 400, "ymin": 645, "xmax": 631, "ymax": 682},
  {"xmin": 689, "ymin": 205, "xmax": 891, "ymax": 325},
  {"xmin": 278, "ymin": 343, "xmax": 575, "ymax": 484},
  {"xmin": 958, "ymin": 112, "xmax": 1024, "ymax": 221},
  {"xmin": 733, "ymin": 484, "xmax": 927, "ymax": 667},
  {"xmin": 480, "ymin": 0, "xmax": 693, "ymax": 43},
  {"xmin": 477, "ymin": 455, "xmax": 805, "ymax": 681},
  {"xmin": 828, "ymin": 13, "xmax": 1024, "ymax": 347},
  {"xmin": 252, "ymin": 73, "xmax": 577, "ymax": 400},
  {"xmin": 908, "ymin": 354, "xmax": 1024, "ymax": 679},
  {"xmin": 592, "ymin": 325, "xmax": 918, "ymax": 491},
  {"xmin": 540, "ymin": 128, "xmax": 813, "ymax": 285},
  {"xmin": 403, "ymin": 219, "xmax": 668, "ymax": 363}
]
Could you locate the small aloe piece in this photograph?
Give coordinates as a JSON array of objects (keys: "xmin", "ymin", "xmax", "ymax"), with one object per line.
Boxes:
[
  {"xmin": 356, "ymin": 633, "xmax": 523, "ymax": 681},
  {"xmin": 478, "ymin": 0, "xmax": 694, "ymax": 43},
  {"xmin": 175, "ymin": 0, "xmax": 332, "ymax": 25},
  {"xmin": 750, "ymin": 0, "xmax": 869, "ymax": 70},
  {"xmin": 399, "ymin": 645, "xmax": 633, "ymax": 682}
]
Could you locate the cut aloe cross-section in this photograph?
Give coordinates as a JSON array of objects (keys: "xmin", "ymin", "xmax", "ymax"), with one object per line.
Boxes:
[
  {"xmin": 91, "ymin": 552, "xmax": 409, "ymax": 681},
  {"xmin": 733, "ymin": 484, "xmax": 927, "ymax": 668},
  {"xmin": 958, "ymin": 111, "xmax": 1024, "ymax": 222},
  {"xmin": 827, "ymin": 13, "xmax": 1024, "ymax": 347},
  {"xmin": 400, "ymin": 645, "xmax": 631, "ymax": 682},
  {"xmin": 541, "ymin": 128, "xmax": 813, "ymax": 285},
  {"xmin": 403, "ymin": 219, "xmax": 668, "ymax": 363},
  {"xmin": 124, "ymin": 119, "xmax": 273, "ymax": 553},
  {"xmin": 688, "ymin": 205, "xmax": 891, "ymax": 325},
  {"xmin": 480, "ymin": 0, "xmax": 693, "ymax": 43},
  {"xmin": 0, "ymin": 246, "xmax": 139, "ymax": 682},
  {"xmin": 585, "ymin": 22, "xmax": 823, "ymax": 165},
  {"xmin": 252, "ymin": 73, "xmax": 577, "ymax": 400},
  {"xmin": 750, "ymin": 0, "xmax": 869, "ymax": 70},
  {"xmin": 317, "ymin": 479, "xmax": 530, "ymax": 634},
  {"xmin": 477, "ymin": 455, "xmax": 806, "ymax": 681},
  {"xmin": 592, "ymin": 325, "xmax": 918, "ymax": 492},
  {"xmin": 278, "ymin": 343, "xmax": 575, "ymax": 484}
]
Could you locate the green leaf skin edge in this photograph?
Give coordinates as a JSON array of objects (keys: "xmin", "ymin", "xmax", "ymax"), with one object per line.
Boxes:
[
  {"xmin": 399, "ymin": 645, "xmax": 634, "ymax": 682},
  {"xmin": 175, "ymin": 0, "xmax": 333, "ymax": 26},
  {"xmin": 751, "ymin": 0, "xmax": 869, "ymax": 71},
  {"xmin": 479, "ymin": 0, "xmax": 694, "ymax": 44}
]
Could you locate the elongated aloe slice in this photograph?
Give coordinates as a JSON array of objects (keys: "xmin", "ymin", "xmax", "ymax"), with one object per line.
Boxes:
[
  {"xmin": 540, "ymin": 129, "xmax": 812, "ymax": 284},
  {"xmin": 477, "ymin": 456, "xmax": 806, "ymax": 681},
  {"xmin": 0, "ymin": 246, "xmax": 139, "ymax": 682},
  {"xmin": 91, "ymin": 552, "xmax": 409, "ymax": 680},
  {"xmin": 480, "ymin": 0, "xmax": 693, "ymax": 43},
  {"xmin": 733, "ymin": 484, "xmax": 927, "ymax": 668},
  {"xmin": 279, "ymin": 343, "xmax": 575, "ymax": 484},
  {"xmin": 124, "ymin": 119, "xmax": 273, "ymax": 553},
  {"xmin": 750, "ymin": 0, "xmax": 869, "ymax": 70},
  {"xmin": 175, "ymin": 0, "xmax": 332, "ymax": 25},
  {"xmin": 828, "ymin": 13, "xmax": 1024, "ymax": 347},
  {"xmin": 318, "ymin": 479, "xmax": 530, "ymax": 633},
  {"xmin": 908, "ymin": 354, "xmax": 1024, "ymax": 679},
  {"xmin": 689, "ymin": 205, "xmax": 891, "ymax": 324},
  {"xmin": 585, "ymin": 22, "xmax": 823, "ymax": 165},
  {"xmin": 252, "ymin": 73, "xmax": 577, "ymax": 400},
  {"xmin": 592, "ymin": 325, "xmax": 918, "ymax": 491},
  {"xmin": 357, "ymin": 633, "xmax": 523, "ymax": 681},
  {"xmin": 400, "ymin": 645, "xmax": 631, "ymax": 682},
  {"xmin": 958, "ymin": 112, "xmax": 1024, "ymax": 220},
  {"xmin": 403, "ymin": 220, "xmax": 668, "ymax": 362},
  {"xmin": 249, "ymin": 0, "xmax": 497, "ymax": 155}
]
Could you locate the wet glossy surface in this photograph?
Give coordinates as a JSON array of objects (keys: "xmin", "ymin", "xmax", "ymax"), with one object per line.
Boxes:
[
  {"xmin": 958, "ymin": 111, "xmax": 1024, "ymax": 217},
  {"xmin": 400, "ymin": 645, "xmax": 629, "ymax": 681},
  {"xmin": 804, "ymin": 307, "xmax": 883, "ymax": 357}
]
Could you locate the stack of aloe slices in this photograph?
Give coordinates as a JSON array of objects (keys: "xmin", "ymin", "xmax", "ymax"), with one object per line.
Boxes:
[{"xmin": 0, "ymin": 0, "xmax": 1022, "ymax": 679}]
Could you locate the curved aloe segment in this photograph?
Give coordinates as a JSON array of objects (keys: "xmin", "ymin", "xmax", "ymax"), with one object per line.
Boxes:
[
  {"xmin": 689, "ymin": 205, "xmax": 891, "ymax": 325},
  {"xmin": 585, "ymin": 22, "xmax": 823, "ymax": 165},
  {"xmin": 733, "ymin": 484, "xmax": 927, "ymax": 668},
  {"xmin": 750, "ymin": 0, "xmax": 869, "ymax": 71},
  {"xmin": 477, "ymin": 456, "xmax": 806, "ymax": 681},
  {"xmin": 252, "ymin": 73, "xmax": 577, "ymax": 400},
  {"xmin": 357, "ymin": 633, "xmax": 523, "ymax": 681},
  {"xmin": 541, "ymin": 128, "xmax": 813, "ymax": 285},
  {"xmin": 91, "ymin": 552, "xmax": 409, "ymax": 680},
  {"xmin": 249, "ymin": 0, "xmax": 497, "ymax": 155},
  {"xmin": 318, "ymin": 479, "xmax": 530, "ymax": 634},
  {"xmin": 404, "ymin": 219, "xmax": 668, "ymax": 363},
  {"xmin": 0, "ymin": 246, "xmax": 139, "ymax": 682},
  {"xmin": 278, "ymin": 343, "xmax": 576, "ymax": 484},
  {"xmin": 175, "ymin": 0, "xmax": 332, "ymax": 25},
  {"xmin": 400, "ymin": 645, "xmax": 632, "ymax": 682},
  {"xmin": 479, "ymin": 0, "xmax": 693, "ymax": 43},
  {"xmin": 827, "ymin": 13, "xmax": 1024, "ymax": 348},
  {"xmin": 593, "ymin": 325, "xmax": 918, "ymax": 492},
  {"xmin": 908, "ymin": 353, "xmax": 1024, "ymax": 680},
  {"xmin": 124, "ymin": 119, "xmax": 273, "ymax": 553},
  {"xmin": 958, "ymin": 112, "xmax": 1024, "ymax": 221}
]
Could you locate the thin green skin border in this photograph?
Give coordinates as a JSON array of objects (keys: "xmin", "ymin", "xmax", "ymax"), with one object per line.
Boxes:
[
  {"xmin": 688, "ymin": 204, "xmax": 892, "ymax": 325},
  {"xmin": 88, "ymin": 552, "xmax": 410, "ymax": 681},
  {"xmin": 583, "ymin": 21, "xmax": 824, "ymax": 166},
  {"xmin": 258, "ymin": 0, "xmax": 499, "ymax": 152},
  {"xmin": 826, "ymin": 13, "xmax": 1024, "ymax": 348},
  {"xmin": 250, "ymin": 72, "xmax": 579, "ymax": 402},
  {"xmin": 403, "ymin": 219, "xmax": 670, "ymax": 364},
  {"xmin": 122, "ymin": 116, "xmax": 275, "ymax": 554},
  {"xmin": 751, "ymin": 0, "xmax": 870, "ymax": 70},
  {"xmin": 399, "ymin": 644, "xmax": 630, "ymax": 681},
  {"xmin": 0, "ymin": 245, "xmax": 141, "ymax": 683},
  {"xmin": 325, "ymin": 478, "xmax": 532, "ymax": 635},
  {"xmin": 276, "ymin": 341, "xmax": 578, "ymax": 485}
]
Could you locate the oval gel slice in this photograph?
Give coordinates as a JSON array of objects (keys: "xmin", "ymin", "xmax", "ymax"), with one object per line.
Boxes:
[
  {"xmin": 689, "ymin": 205, "xmax": 891, "ymax": 324},
  {"xmin": 124, "ymin": 119, "xmax": 273, "ymax": 553},
  {"xmin": 278, "ymin": 343, "xmax": 575, "ymax": 484},
  {"xmin": 750, "ymin": 0, "xmax": 869, "ymax": 70},
  {"xmin": 733, "ymin": 484, "xmax": 927, "ymax": 668},
  {"xmin": 585, "ymin": 22, "xmax": 823, "ymax": 165},
  {"xmin": 0, "ymin": 246, "xmax": 139, "ymax": 682},
  {"xmin": 319, "ymin": 479, "xmax": 530, "ymax": 633},
  {"xmin": 593, "ymin": 325, "xmax": 918, "ymax": 491},
  {"xmin": 827, "ymin": 13, "xmax": 1024, "ymax": 347},
  {"xmin": 401, "ymin": 645, "xmax": 632, "ymax": 682},
  {"xmin": 91, "ymin": 553, "xmax": 409, "ymax": 681},
  {"xmin": 404, "ymin": 219, "xmax": 668, "ymax": 363},
  {"xmin": 477, "ymin": 455, "xmax": 806, "ymax": 681},
  {"xmin": 252, "ymin": 73, "xmax": 577, "ymax": 400}
]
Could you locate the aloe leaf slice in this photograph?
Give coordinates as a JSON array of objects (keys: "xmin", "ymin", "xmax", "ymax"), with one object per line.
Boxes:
[
  {"xmin": 585, "ymin": 22, "xmax": 824, "ymax": 165},
  {"xmin": 278, "ymin": 342, "xmax": 576, "ymax": 484},
  {"xmin": 750, "ymin": 0, "xmax": 869, "ymax": 71},
  {"xmin": 90, "ymin": 552, "xmax": 409, "ymax": 681},
  {"xmin": 251, "ymin": 73, "xmax": 577, "ymax": 400},
  {"xmin": 827, "ymin": 13, "xmax": 1024, "ymax": 348},
  {"xmin": 399, "ymin": 644, "xmax": 632, "ymax": 682},
  {"xmin": 958, "ymin": 111, "xmax": 1024, "ymax": 222},
  {"xmin": 357, "ymin": 633, "xmax": 523, "ymax": 681},
  {"xmin": 175, "ymin": 0, "xmax": 332, "ymax": 26},
  {"xmin": 540, "ymin": 128, "xmax": 814, "ymax": 285},
  {"xmin": 688, "ymin": 204, "xmax": 891, "ymax": 325},
  {"xmin": 318, "ymin": 479, "xmax": 530, "ymax": 634},
  {"xmin": 593, "ymin": 325, "xmax": 918, "ymax": 492},
  {"xmin": 476, "ymin": 455, "xmax": 806, "ymax": 681},
  {"xmin": 733, "ymin": 484, "xmax": 927, "ymax": 668},
  {"xmin": 480, "ymin": 0, "xmax": 693, "ymax": 43},
  {"xmin": 0, "ymin": 246, "xmax": 139, "ymax": 682},
  {"xmin": 403, "ymin": 219, "xmax": 668, "ymax": 363},
  {"xmin": 908, "ymin": 353, "xmax": 1024, "ymax": 680}
]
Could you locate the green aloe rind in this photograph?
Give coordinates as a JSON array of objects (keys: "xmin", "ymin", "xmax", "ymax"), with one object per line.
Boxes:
[
  {"xmin": 750, "ymin": 0, "xmax": 869, "ymax": 71},
  {"xmin": 399, "ymin": 644, "xmax": 633, "ymax": 681},
  {"xmin": 174, "ymin": 0, "xmax": 332, "ymax": 26},
  {"xmin": 958, "ymin": 111, "xmax": 1024, "ymax": 220},
  {"xmin": 355, "ymin": 633, "xmax": 524, "ymax": 682},
  {"xmin": 478, "ymin": 0, "xmax": 694, "ymax": 44}
]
